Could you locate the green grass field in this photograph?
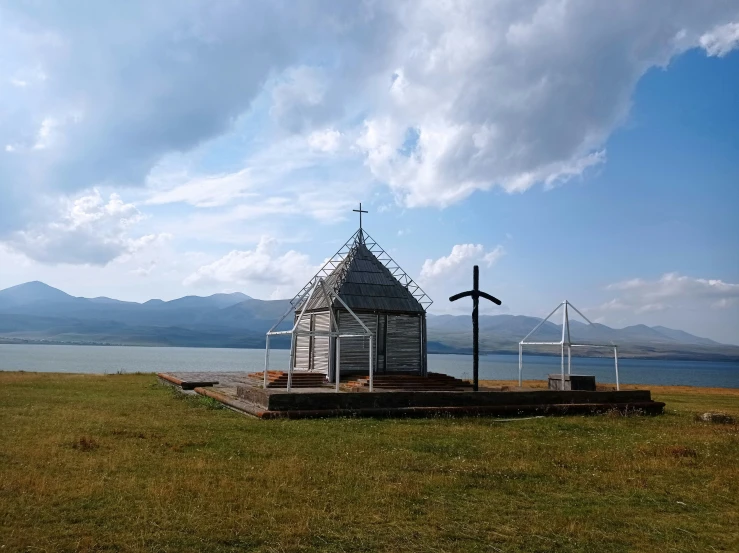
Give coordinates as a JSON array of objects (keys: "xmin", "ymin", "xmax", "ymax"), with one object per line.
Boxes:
[{"xmin": 1, "ymin": 372, "xmax": 738, "ymax": 552}]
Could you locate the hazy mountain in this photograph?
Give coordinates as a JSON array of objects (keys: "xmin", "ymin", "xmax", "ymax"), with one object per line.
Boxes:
[
  {"xmin": 426, "ymin": 312, "xmax": 737, "ymax": 360},
  {"xmin": 0, "ymin": 281, "xmax": 76, "ymax": 306},
  {"xmin": 650, "ymin": 326, "xmax": 719, "ymax": 346},
  {"xmin": 199, "ymin": 298, "xmax": 292, "ymax": 331},
  {"xmin": 88, "ymin": 297, "xmax": 135, "ymax": 305},
  {"xmin": 146, "ymin": 292, "xmax": 251, "ymax": 310},
  {"xmin": 0, "ymin": 282, "xmax": 735, "ymax": 360}
]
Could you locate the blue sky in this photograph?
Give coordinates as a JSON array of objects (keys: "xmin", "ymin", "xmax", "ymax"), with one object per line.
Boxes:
[{"xmin": 0, "ymin": 1, "xmax": 738, "ymax": 344}]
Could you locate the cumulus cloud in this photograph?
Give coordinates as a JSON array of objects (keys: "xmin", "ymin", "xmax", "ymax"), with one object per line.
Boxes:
[
  {"xmin": 591, "ymin": 273, "xmax": 739, "ymax": 314},
  {"xmin": 184, "ymin": 236, "xmax": 316, "ymax": 290},
  {"xmin": 0, "ymin": 1, "xmax": 395, "ymax": 233},
  {"xmin": 3, "ymin": 3, "xmax": 738, "ymax": 209},
  {"xmin": 700, "ymin": 22, "xmax": 739, "ymax": 56},
  {"xmin": 1, "ymin": 0, "xmax": 739, "ymax": 241},
  {"xmin": 355, "ymin": 1, "xmax": 739, "ymax": 207},
  {"xmin": 420, "ymin": 244, "xmax": 505, "ymax": 281},
  {"xmin": 6, "ymin": 190, "xmax": 167, "ymax": 265},
  {"xmin": 608, "ymin": 273, "xmax": 739, "ymax": 306},
  {"xmin": 271, "ymin": 66, "xmax": 333, "ymax": 134},
  {"xmin": 307, "ymin": 129, "xmax": 342, "ymax": 153}
]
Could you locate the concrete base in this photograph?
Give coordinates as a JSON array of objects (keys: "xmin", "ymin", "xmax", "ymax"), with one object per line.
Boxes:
[
  {"xmin": 548, "ymin": 374, "xmax": 597, "ymax": 391},
  {"xmin": 158, "ymin": 372, "xmax": 665, "ymax": 420}
]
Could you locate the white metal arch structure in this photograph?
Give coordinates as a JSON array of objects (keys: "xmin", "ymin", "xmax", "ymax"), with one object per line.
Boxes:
[
  {"xmin": 518, "ymin": 300, "xmax": 620, "ymax": 390},
  {"xmin": 264, "ymin": 277, "xmax": 374, "ymax": 392}
]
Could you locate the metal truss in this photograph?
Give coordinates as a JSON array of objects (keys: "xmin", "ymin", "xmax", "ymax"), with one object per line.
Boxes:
[
  {"xmin": 266, "ymin": 277, "xmax": 374, "ymax": 392},
  {"xmin": 290, "ymin": 229, "xmax": 433, "ymax": 311},
  {"xmin": 518, "ymin": 300, "xmax": 620, "ymax": 390}
]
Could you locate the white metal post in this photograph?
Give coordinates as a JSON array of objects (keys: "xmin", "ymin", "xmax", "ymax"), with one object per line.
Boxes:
[
  {"xmin": 568, "ymin": 345, "xmax": 572, "ymax": 375},
  {"xmin": 614, "ymin": 346, "xmax": 620, "ymax": 391},
  {"xmin": 369, "ymin": 335, "xmax": 374, "ymax": 392},
  {"xmin": 518, "ymin": 343, "xmax": 523, "ymax": 387},
  {"xmin": 564, "ymin": 302, "xmax": 572, "ymax": 375},
  {"xmin": 520, "ymin": 301, "xmax": 619, "ymax": 392},
  {"xmin": 560, "ymin": 302, "xmax": 566, "ymax": 386},
  {"xmin": 561, "ymin": 343, "xmax": 565, "ymax": 386},
  {"xmin": 264, "ymin": 334, "xmax": 271, "ymax": 388},
  {"xmin": 335, "ymin": 337, "xmax": 341, "ymax": 392},
  {"xmin": 287, "ymin": 332, "xmax": 296, "ymax": 392}
]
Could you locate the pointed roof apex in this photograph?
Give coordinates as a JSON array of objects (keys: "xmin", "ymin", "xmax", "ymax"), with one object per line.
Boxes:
[
  {"xmin": 292, "ymin": 229, "xmax": 432, "ymax": 313},
  {"xmin": 352, "ymin": 202, "xmax": 368, "ymax": 239}
]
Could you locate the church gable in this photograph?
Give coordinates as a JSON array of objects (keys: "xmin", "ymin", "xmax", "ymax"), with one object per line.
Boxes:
[{"xmin": 298, "ymin": 240, "xmax": 426, "ymax": 314}]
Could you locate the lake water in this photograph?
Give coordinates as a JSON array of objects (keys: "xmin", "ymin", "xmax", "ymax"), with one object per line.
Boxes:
[{"xmin": 1, "ymin": 344, "xmax": 737, "ymax": 388}]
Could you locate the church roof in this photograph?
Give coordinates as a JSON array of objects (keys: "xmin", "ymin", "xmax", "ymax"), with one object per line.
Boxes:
[{"xmin": 297, "ymin": 236, "xmax": 428, "ymax": 314}]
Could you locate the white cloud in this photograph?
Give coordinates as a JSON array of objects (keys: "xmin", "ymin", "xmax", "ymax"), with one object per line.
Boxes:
[
  {"xmin": 700, "ymin": 22, "xmax": 739, "ymax": 57},
  {"xmin": 589, "ymin": 273, "xmax": 739, "ymax": 318},
  {"xmin": 0, "ymin": 1, "xmax": 396, "ymax": 235},
  {"xmin": 592, "ymin": 298, "xmax": 630, "ymax": 312},
  {"xmin": 146, "ymin": 169, "xmax": 254, "ymax": 208},
  {"xmin": 307, "ymin": 128, "xmax": 342, "ymax": 153},
  {"xmin": 271, "ymin": 66, "xmax": 332, "ymax": 133},
  {"xmin": 0, "ymin": 0, "xmax": 737, "ymax": 325},
  {"xmin": 142, "ymin": 133, "xmax": 370, "ymax": 245},
  {"xmin": 0, "ymin": 0, "xmax": 737, "ymax": 230},
  {"xmin": 355, "ymin": 1, "xmax": 739, "ymax": 207},
  {"xmin": 420, "ymin": 244, "xmax": 505, "ymax": 281},
  {"xmin": 714, "ymin": 298, "xmax": 738, "ymax": 309},
  {"xmin": 607, "ymin": 272, "xmax": 739, "ymax": 303},
  {"xmin": 32, "ymin": 117, "xmax": 58, "ymax": 150},
  {"xmin": 183, "ymin": 236, "xmax": 316, "ymax": 291},
  {"xmin": 5, "ymin": 190, "xmax": 167, "ymax": 265}
]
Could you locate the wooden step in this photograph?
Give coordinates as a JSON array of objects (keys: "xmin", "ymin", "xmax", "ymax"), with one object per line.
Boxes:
[
  {"xmin": 246, "ymin": 371, "xmax": 328, "ymax": 388},
  {"xmin": 347, "ymin": 373, "xmax": 472, "ymax": 391}
]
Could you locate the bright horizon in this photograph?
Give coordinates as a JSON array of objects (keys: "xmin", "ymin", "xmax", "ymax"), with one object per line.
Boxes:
[{"xmin": 1, "ymin": 2, "xmax": 738, "ymax": 344}]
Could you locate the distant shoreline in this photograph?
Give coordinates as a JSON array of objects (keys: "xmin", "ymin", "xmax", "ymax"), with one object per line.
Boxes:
[{"xmin": 2, "ymin": 336, "xmax": 738, "ymax": 363}]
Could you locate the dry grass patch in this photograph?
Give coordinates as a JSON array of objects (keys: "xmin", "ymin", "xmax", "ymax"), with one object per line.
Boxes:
[{"xmin": 71, "ymin": 435, "xmax": 100, "ymax": 452}]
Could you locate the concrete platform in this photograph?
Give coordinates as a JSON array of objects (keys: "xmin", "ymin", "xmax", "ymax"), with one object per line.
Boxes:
[{"xmin": 158, "ymin": 371, "xmax": 665, "ymax": 419}]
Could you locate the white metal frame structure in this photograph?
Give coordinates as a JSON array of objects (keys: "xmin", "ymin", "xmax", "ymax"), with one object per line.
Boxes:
[
  {"xmin": 289, "ymin": 229, "xmax": 433, "ymax": 312},
  {"xmin": 518, "ymin": 300, "xmax": 620, "ymax": 390},
  {"xmin": 265, "ymin": 278, "xmax": 374, "ymax": 392}
]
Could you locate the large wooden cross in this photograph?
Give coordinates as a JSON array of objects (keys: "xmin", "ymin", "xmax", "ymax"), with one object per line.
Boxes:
[
  {"xmin": 353, "ymin": 202, "xmax": 368, "ymax": 231},
  {"xmin": 449, "ymin": 265, "xmax": 502, "ymax": 391}
]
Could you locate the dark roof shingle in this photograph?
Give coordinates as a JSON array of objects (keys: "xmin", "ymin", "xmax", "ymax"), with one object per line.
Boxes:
[{"xmin": 298, "ymin": 243, "xmax": 425, "ymax": 314}]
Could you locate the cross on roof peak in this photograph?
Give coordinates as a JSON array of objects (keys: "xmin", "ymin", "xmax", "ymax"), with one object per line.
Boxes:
[{"xmin": 353, "ymin": 202, "xmax": 368, "ymax": 232}]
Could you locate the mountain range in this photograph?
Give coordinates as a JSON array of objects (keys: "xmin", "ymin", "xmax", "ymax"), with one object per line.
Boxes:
[{"xmin": 0, "ymin": 281, "xmax": 737, "ymax": 361}]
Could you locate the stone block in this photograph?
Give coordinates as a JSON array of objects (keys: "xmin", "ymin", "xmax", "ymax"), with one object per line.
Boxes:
[{"xmin": 548, "ymin": 374, "xmax": 596, "ymax": 391}]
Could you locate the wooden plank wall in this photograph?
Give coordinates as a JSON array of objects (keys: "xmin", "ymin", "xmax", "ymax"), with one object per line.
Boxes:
[
  {"xmin": 337, "ymin": 311, "xmax": 377, "ymax": 372},
  {"xmin": 386, "ymin": 314, "xmax": 422, "ymax": 371},
  {"xmin": 312, "ymin": 312, "xmax": 330, "ymax": 374},
  {"xmin": 331, "ymin": 310, "xmax": 425, "ymax": 373},
  {"xmin": 294, "ymin": 315, "xmax": 311, "ymax": 369}
]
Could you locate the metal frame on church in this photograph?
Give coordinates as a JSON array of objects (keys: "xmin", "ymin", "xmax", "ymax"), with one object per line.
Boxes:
[
  {"xmin": 265, "ymin": 206, "xmax": 432, "ymax": 391},
  {"xmin": 290, "ymin": 228, "xmax": 433, "ymax": 312},
  {"xmin": 265, "ymin": 278, "xmax": 375, "ymax": 391},
  {"xmin": 518, "ymin": 300, "xmax": 620, "ymax": 390}
]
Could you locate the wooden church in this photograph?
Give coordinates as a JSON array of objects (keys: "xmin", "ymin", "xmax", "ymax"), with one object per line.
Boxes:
[{"xmin": 288, "ymin": 209, "xmax": 432, "ymax": 381}]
